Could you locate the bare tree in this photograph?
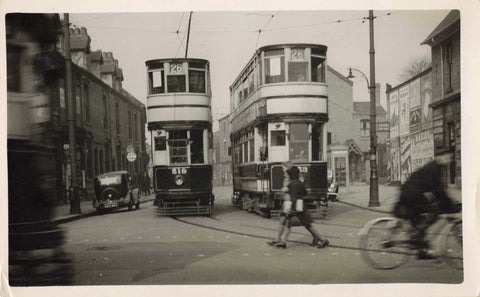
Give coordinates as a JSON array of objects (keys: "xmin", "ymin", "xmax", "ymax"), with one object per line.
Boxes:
[{"xmin": 399, "ymin": 56, "xmax": 431, "ymax": 81}]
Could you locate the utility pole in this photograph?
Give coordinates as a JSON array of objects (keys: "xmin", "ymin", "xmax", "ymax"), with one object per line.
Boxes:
[
  {"xmin": 185, "ymin": 11, "xmax": 193, "ymax": 58},
  {"xmin": 368, "ymin": 10, "xmax": 380, "ymax": 207},
  {"xmin": 64, "ymin": 13, "xmax": 81, "ymax": 214}
]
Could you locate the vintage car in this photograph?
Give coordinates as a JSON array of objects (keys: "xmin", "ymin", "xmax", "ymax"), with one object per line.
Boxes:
[{"xmin": 93, "ymin": 171, "xmax": 140, "ymax": 211}]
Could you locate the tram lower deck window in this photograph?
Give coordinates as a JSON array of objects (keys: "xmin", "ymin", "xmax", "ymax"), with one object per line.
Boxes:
[{"xmin": 271, "ymin": 130, "xmax": 286, "ymax": 146}]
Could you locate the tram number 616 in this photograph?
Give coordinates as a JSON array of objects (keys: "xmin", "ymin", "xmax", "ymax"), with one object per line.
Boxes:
[{"xmin": 172, "ymin": 167, "xmax": 187, "ymax": 175}]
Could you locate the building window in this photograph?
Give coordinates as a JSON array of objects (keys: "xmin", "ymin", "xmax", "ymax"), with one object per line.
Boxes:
[
  {"xmin": 83, "ymin": 83, "xmax": 90, "ymax": 123},
  {"xmin": 115, "ymin": 102, "xmax": 120, "ymax": 134},
  {"xmin": 445, "ymin": 42, "xmax": 453, "ymax": 93},
  {"xmin": 264, "ymin": 49, "xmax": 285, "ymax": 84},
  {"xmin": 360, "ymin": 119, "xmax": 370, "ymax": 137},
  {"xmin": 134, "ymin": 114, "xmax": 138, "ymax": 141},
  {"xmin": 116, "ymin": 145, "xmax": 122, "ymax": 170},
  {"xmin": 128, "ymin": 110, "xmax": 132, "ymax": 139},
  {"xmin": 103, "ymin": 95, "xmax": 108, "ymax": 129},
  {"xmin": 327, "ymin": 132, "xmax": 332, "ymax": 146},
  {"xmin": 105, "ymin": 142, "xmax": 111, "ymax": 172}
]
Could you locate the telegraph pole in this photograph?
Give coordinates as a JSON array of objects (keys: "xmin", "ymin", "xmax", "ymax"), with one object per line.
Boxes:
[
  {"xmin": 64, "ymin": 13, "xmax": 81, "ymax": 214},
  {"xmin": 368, "ymin": 10, "xmax": 379, "ymax": 207}
]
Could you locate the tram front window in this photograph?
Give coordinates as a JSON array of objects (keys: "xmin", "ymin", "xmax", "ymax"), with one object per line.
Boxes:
[
  {"xmin": 271, "ymin": 130, "xmax": 286, "ymax": 146},
  {"xmin": 169, "ymin": 130, "xmax": 188, "ymax": 164},
  {"xmin": 289, "ymin": 123, "xmax": 309, "ymax": 162},
  {"xmin": 167, "ymin": 75, "xmax": 186, "ymax": 93}
]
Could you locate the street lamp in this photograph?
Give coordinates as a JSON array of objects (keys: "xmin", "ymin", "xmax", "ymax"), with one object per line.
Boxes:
[{"xmin": 347, "ymin": 66, "xmax": 380, "ymax": 207}]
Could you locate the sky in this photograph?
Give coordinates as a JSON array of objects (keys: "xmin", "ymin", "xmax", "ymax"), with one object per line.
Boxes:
[{"xmin": 67, "ymin": 10, "xmax": 450, "ymax": 125}]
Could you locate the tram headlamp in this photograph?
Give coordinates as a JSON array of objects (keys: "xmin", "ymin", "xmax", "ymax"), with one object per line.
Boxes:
[{"xmin": 175, "ymin": 175, "xmax": 185, "ymax": 186}]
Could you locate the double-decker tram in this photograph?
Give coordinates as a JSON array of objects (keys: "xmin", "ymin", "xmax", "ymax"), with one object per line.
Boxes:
[
  {"xmin": 230, "ymin": 44, "xmax": 329, "ymax": 217},
  {"xmin": 146, "ymin": 58, "xmax": 214, "ymax": 215}
]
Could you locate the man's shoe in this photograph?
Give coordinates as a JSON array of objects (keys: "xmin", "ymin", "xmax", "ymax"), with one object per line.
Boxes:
[
  {"xmin": 317, "ymin": 239, "xmax": 329, "ymax": 249},
  {"xmin": 275, "ymin": 242, "xmax": 287, "ymax": 249},
  {"xmin": 417, "ymin": 250, "xmax": 437, "ymax": 260},
  {"xmin": 311, "ymin": 237, "xmax": 319, "ymax": 246}
]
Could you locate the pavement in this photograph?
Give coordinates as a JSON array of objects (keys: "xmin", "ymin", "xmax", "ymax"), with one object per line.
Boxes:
[{"xmin": 50, "ymin": 184, "xmax": 462, "ymax": 224}]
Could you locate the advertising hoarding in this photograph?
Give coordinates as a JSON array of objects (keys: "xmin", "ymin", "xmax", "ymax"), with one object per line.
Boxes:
[{"xmin": 399, "ymin": 85, "xmax": 410, "ymax": 137}]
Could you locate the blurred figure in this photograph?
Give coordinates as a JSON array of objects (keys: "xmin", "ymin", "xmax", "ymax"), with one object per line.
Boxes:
[
  {"xmin": 7, "ymin": 13, "xmax": 72, "ymax": 286},
  {"xmin": 393, "ymin": 151, "xmax": 461, "ymax": 260}
]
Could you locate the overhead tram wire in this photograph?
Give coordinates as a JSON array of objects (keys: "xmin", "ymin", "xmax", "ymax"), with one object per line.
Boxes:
[{"xmin": 254, "ymin": 11, "xmax": 280, "ymax": 50}]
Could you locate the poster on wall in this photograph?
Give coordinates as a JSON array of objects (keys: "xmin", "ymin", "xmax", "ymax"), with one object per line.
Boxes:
[
  {"xmin": 400, "ymin": 135, "xmax": 411, "ymax": 183},
  {"xmin": 421, "ymin": 72, "xmax": 433, "ymax": 130},
  {"xmin": 389, "ymin": 137, "xmax": 401, "ymax": 182},
  {"xmin": 399, "ymin": 85, "xmax": 410, "ymax": 137},
  {"xmin": 409, "ymin": 78, "xmax": 421, "ymax": 133},
  {"xmin": 389, "ymin": 90, "xmax": 399, "ymax": 137},
  {"xmin": 410, "ymin": 130, "xmax": 434, "ymax": 172}
]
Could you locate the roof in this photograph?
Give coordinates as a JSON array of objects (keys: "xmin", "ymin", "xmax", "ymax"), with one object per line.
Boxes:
[
  {"xmin": 328, "ymin": 66, "xmax": 353, "ymax": 86},
  {"xmin": 100, "ymin": 63, "xmax": 116, "ymax": 74},
  {"xmin": 344, "ymin": 139, "xmax": 363, "ymax": 155},
  {"xmin": 96, "ymin": 170, "xmax": 128, "ymax": 178},
  {"xmin": 353, "ymin": 102, "xmax": 386, "ymax": 115},
  {"xmin": 89, "ymin": 51, "xmax": 103, "ymax": 62},
  {"xmin": 421, "ymin": 10, "xmax": 460, "ymax": 46}
]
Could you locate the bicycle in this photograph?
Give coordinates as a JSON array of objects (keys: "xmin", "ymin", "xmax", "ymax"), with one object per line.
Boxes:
[{"xmin": 358, "ymin": 213, "xmax": 462, "ymax": 270}]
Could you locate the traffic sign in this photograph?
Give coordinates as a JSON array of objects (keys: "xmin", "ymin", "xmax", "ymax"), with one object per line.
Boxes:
[{"xmin": 127, "ymin": 152, "xmax": 137, "ymax": 162}]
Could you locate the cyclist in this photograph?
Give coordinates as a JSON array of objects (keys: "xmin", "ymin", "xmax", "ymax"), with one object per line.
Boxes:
[{"xmin": 393, "ymin": 150, "xmax": 461, "ymax": 259}]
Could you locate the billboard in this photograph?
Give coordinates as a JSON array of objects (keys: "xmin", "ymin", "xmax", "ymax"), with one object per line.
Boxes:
[
  {"xmin": 389, "ymin": 137, "xmax": 401, "ymax": 182},
  {"xmin": 399, "ymin": 85, "xmax": 410, "ymax": 137},
  {"xmin": 421, "ymin": 72, "xmax": 433, "ymax": 130},
  {"xmin": 389, "ymin": 90, "xmax": 399, "ymax": 137},
  {"xmin": 410, "ymin": 130, "xmax": 434, "ymax": 172},
  {"xmin": 400, "ymin": 136, "xmax": 411, "ymax": 183},
  {"xmin": 409, "ymin": 78, "xmax": 421, "ymax": 133}
]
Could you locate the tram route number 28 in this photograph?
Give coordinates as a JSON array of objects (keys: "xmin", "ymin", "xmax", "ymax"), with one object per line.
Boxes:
[{"xmin": 172, "ymin": 167, "xmax": 188, "ymax": 175}]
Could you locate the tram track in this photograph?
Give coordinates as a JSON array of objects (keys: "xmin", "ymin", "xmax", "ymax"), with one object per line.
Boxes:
[{"xmin": 169, "ymin": 209, "xmax": 361, "ymax": 251}]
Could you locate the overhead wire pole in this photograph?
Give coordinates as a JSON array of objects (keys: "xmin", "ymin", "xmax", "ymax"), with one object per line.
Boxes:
[
  {"xmin": 185, "ymin": 11, "xmax": 193, "ymax": 58},
  {"xmin": 368, "ymin": 10, "xmax": 380, "ymax": 207}
]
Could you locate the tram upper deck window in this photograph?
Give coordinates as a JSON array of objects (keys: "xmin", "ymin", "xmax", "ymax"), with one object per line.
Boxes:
[
  {"xmin": 189, "ymin": 70, "xmax": 206, "ymax": 93},
  {"xmin": 167, "ymin": 63, "xmax": 186, "ymax": 93},
  {"xmin": 288, "ymin": 48, "xmax": 308, "ymax": 82},
  {"xmin": 148, "ymin": 70, "xmax": 165, "ymax": 94},
  {"xmin": 264, "ymin": 49, "xmax": 285, "ymax": 84},
  {"xmin": 311, "ymin": 56, "xmax": 326, "ymax": 83}
]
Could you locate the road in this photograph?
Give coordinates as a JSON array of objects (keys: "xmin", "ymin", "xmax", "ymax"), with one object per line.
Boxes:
[{"xmin": 58, "ymin": 186, "xmax": 463, "ymax": 285}]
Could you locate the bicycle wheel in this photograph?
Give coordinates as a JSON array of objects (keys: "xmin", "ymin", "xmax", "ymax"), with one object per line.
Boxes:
[
  {"xmin": 359, "ymin": 218, "xmax": 410, "ymax": 269},
  {"xmin": 441, "ymin": 220, "xmax": 463, "ymax": 270}
]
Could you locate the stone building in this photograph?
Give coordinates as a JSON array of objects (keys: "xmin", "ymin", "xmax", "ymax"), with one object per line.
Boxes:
[
  {"xmin": 421, "ymin": 10, "xmax": 461, "ymax": 188},
  {"xmin": 213, "ymin": 114, "xmax": 232, "ymax": 186}
]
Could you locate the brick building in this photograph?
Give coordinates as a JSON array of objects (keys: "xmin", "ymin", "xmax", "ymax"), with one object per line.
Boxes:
[
  {"xmin": 213, "ymin": 114, "xmax": 232, "ymax": 186},
  {"xmin": 6, "ymin": 16, "xmax": 147, "ymax": 204},
  {"xmin": 421, "ymin": 10, "xmax": 461, "ymax": 188}
]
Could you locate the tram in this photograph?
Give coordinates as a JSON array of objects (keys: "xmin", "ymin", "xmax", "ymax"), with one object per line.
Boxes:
[
  {"xmin": 146, "ymin": 58, "xmax": 214, "ymax": 215},
  {"xmin": 229, "ymin": 44, "xmax": 329, "ymax": 217}
]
